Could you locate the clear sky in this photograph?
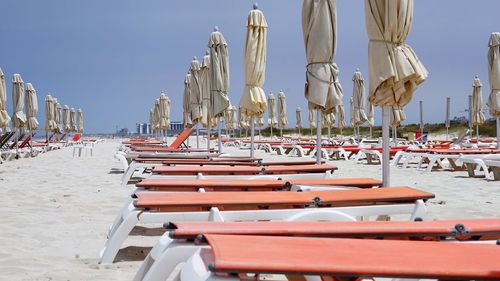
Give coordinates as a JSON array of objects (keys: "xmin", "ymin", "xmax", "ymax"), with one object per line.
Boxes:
[{"xmin": 1, "ymin": 0, "xmax": 499, "ymax": 133}]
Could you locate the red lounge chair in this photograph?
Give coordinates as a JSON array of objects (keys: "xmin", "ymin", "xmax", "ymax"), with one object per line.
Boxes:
[
  {"xmin": 194, "ymin": 235, "xmax": 500, "ymax": 280},
  {"xmin": 100, "ymin": 187, "xmax": 433, "ymax": 263},
  {"xmin": 136, "ymin": 177, "xmax": 383, "ymax": 191},
  {"xmin": 135, "ymin": 218, "xmax": 500, "ymax": 281},
  {"xmin": 151, "ymin": 164, "xmax": 338, "ymax": 176}
]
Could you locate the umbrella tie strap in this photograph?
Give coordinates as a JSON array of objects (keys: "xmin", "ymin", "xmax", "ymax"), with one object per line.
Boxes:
[{"xmin": 306, "ymin": 62, "xmax": 338, "ymax": 85}]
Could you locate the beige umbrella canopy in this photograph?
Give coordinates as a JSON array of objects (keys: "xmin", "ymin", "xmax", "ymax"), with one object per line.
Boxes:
[
  {"xmin": 166, "ymin": 95, "xmax": 171, "ymax": 129},
  {"xmin": 0, "ymin": 68, "xmax": 10, "ymax": 129},
  {"xmin": 149, "ymin": 108, "xmax": 155, "ymax": 133},
  {"xmin": 63, "ymin": 105, "xmax": 71, "ymax": 132},
  {"xmin": 70, "ymin": 108, "xmax": 76, "ymax": 132},
  {"xmin": 183, "ymin": 73, "xmax": 193, "ymax": 128},
  {"xmin": 159, "ymin": 92, "xmax": 170, "ymax": 131},
  {"xmin": 488, "ymin": 32, "xmax": 500, "ymax": 117},
  {"xmin": 277, "ymin": 91, "xmax": 287, "ymax": 129},
  {"xmin": 350, "ymin": 97, "xmax": 355, "ymax": 128},
  {"xmin": 45, "ymin": 95, "xmax": 55, "ymax": 131},
  {"xmin": 189, "ymin": 58, "xmax": 203, "ymax": 125},
  {"xmin": 302, "ymin": 0, "xmax": 343, "ymax": 113},
  {"xmin": 238, "ymin": 106, "xmax": 249, "ymax": 130},
  {"xmin": 365, "ymin": 0, "xmax": 428, "ymax": 109},
  {"xmin": 11, "ymin": 74, "xmax": 26, "ymax": 129},
  {"xmin": 296, "ymin": 107, "xmax": 302, "ymax": 129},
  {"xmin": 352, "ymin": 70, "xmax": 368, "ymax": 126},
  {"xmin": 472, "ymin": 76, "xmax": 486, "ymax": 126},
  {"xmin": 367, "ymin": 103, "xmax": 375, "ymax": 127},
  {"xmin": 240, "ymin": 6, "xmax": 268, "ymax": 118},
  {"xmin": 200, "ymin": 51, "xmax": 213, "ymax": 128},
  {"xmin": 208, "ymin": 27, "xmax": 230, "ymax": 118},
  {"xmin": 53, "ymin": 99, "xmax": 62, "ymax": 133},
  {"xmin": 337, "ymin": 105, "xmax": 346, "ymax": 130},
  {"xmin": 25, "ymin": 83, "xmax": 39, "ymax": 131},
  {"xmin": 366, "ymin": 0, "xmax": 427, "ymax": 187},
  {"xmin": 224, "ymin": 106, "xmax": 235, "ymax": 131},
  {"xmin": 322, "ymin": 112, "xmax": 335, "ymax": 128},
  {"xmin": 77, "ymin": 109, "xmax": 83, "ymax": 133},
  {"xmin": 267, "ymin": 93, "xmax": 277, "ymax": 127},
  {"xmin": 154, "ymin": 99, "xmax": 161, "ymax": 133}
]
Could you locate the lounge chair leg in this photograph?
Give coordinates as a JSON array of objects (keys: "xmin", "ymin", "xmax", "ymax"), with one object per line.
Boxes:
[
  {"xmin": 136, "ymin": 238, "xmax": 200, "ymax": 281},
  {"xmin": 100, "ymin": 209, "xmax": 140, "ymax": 263},
  {"xmin": 465, "ymin": 163, "xmax": 476, "ymax": 177},
  {"xmin": 409, "ymin": 200, "xmax": 427, "ymax": 221},
  {"xmin": 121, "ymin": 165, "xmax": 137, "ymax": 186},
  {"xmin": 208, "ymin": 207, "xmax": 224, "ymax": 222},
  {"xmin": 425, "ymin": 157, "xmax": 437, "ymax": 173}
]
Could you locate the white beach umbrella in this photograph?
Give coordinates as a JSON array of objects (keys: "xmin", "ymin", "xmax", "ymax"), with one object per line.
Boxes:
[
  {"xmin": 366, "ymin": 0, "xmax": 428, "ymax": 186},
  {"xmin": 238, "ymin": 106, "xmax": 249, "ymax": 130},
  {"xmin": 189, "ymin": 58, "xmax": 202, "ymax": 125},
  {"xmin": 77, "ymin": 109, "xmax": 83, "ymax": 133},
  {"xmin": 337, "ymin": 105, "xmax": 345, "ymax": 130},
  {"xmin": 11, "ymin": 74, "xmax": 26, "ymax": 130},
  {"xmin": 208, "ymin": 27, "xmax": 230, "ymax": 118},
  {"xmin": 45, "ymin": 95, "xmax": 55, "ymax": 132},
  {"xmin": 159, "ymin": 92, "xmax": 170, "ymax": 131},
  {"xmin": 267, "ymin": 93, "xmax": 277, "ymax": 136},
  {"xmin": 352, "ymin": 69, "xmax": 368, "ymax": 127},
  {"xmin": 472, "ymin": 76, "xmax": 486, "ymax": 139},
  {"xmin": 302, "ymin": 0, "xmax": 343, "ymax": 163},
  {"xmin": 69, "ymin": 108, "xmax": 76, "ymax": 132},
  {"xmin": 183, "ymin": 73, "xmax": 193, "ymax": 128},
  {"xmin": 0, "ymin": 68, "xmax": 10, "ymax": 129},
  {"xmin": 240, "ymin": 5, "xmax": 268, "ymax": 157},
  {"xmin": 149, "ymin": 108, "xmax": 155, "ymax": 134},
  {"xmin": 296, "ymin": 106, "xmax": 302, "ymax": 134},
  {"xmin": 200, "ymin": 51, "xmax": 212, "ymax": 128},
  {"xmin": 63, "ymin": 105, "xmax": 71, "ymax": 132},
  {"xmin": 53, "ymin": 99, "xmax": 62, "ymax": 133},
  {"xmin": 25, "ymin": 83, "xmax": 39, "ymax": 131},
  {"xmin": 166, "ymin": 95, "xmax": 171, "ymax": 130},
  {"xmin": 154, "ymin": 99, "xmax": 161, "ymax": 134},
  {"xmin": 277, "ymin": 91, "xmax": 287, "ymax": 130},
  {"xmin": 224, "ymin": 105, "xmax": 235, "ymax": 131},
  {"xmin": 487, "ymin": 32, "xmax": 500, "ymax": 148}
]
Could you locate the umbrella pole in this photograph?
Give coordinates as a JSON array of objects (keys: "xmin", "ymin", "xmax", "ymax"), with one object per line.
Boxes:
[
  {"xmin": 196, "ymin": 125, "xmax": 200, "ymax": 148},
  {"xmin": 270, "ymin": 126, "xmax": 273, "ymax": 139},
  {"xmin": 280, "ymin": 128, "xmax": 283, "ymax": 138},
  {"xmin": 369, "ymin": 126, "xmax": 373, "ymax": 138},
  {"xmin": 207, "ymin": 125, "xmax": 211, "ymax": 151},
  {"xmin": 382, "ymin": 106, "xmax": 391, "ymax": 187},
  {"xmin": 315, "ymin": 110, "xmax": 322, "ymax": 164},
  {"xmin": 327, "ymin": 126, "xmax": 331, "ymax": 143},
  {"xmin": 250, "ymin": 116, "xmax": 255, "ymax": 158},
  {"xmin": 217, "ymin": 118, "xmax": 222, "ymax": 153},
  {"xmin": 15, "ymin": 128, "xmax": 19, "ymax": 157},
  {"xmin": 476, "ymin": 125, "xmax": 479, "ymax": 142},
  {"xmin": 497, "ymin": 117, "xmax": 500, "ymax": 149}
]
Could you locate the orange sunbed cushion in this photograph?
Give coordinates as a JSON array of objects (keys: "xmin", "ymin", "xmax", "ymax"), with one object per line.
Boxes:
[
  {"xmin": 203, "ymin": 235, "xmax": 500, "ymax": 279},
  {"xmin": 136, "ymin": 178, "xmax": 382, "ymax": 189},
  {"xmin": 133, "ymin": 186, "xmax": 434, "ymax": 208},
  {"xmin": 151, "ymin": 164, "xmax": 337, "ymax": 175},
  {"xmin": 169, "ymin": 218, "xmax": 500, "ymax": 239}
]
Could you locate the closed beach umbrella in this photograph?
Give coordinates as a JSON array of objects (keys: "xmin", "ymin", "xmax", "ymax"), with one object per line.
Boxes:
[
  {"xmin": 302, "ymin": 0, "xmax": 344, "ymax": 163},
  {"xmin": 366, "ymin": 0, "xmax": 428, "ymax": 186},
  {"xmin": 183, "ymin": 73, "xmax": 193, "ymax": 128},
  {"xmin": 63, "ymin": 105, "xmax": 71, "ymax": 132},
  {"xmin": 159, "ymin": 92, "xmax": 170, "ymax": 131},
  {"xmin": 208, "ymin": 27, "xmax": 230, "ymax": 118},
  {"xmin": 352, "ymin": 69, "xmax": 368, "ymax": 126},
  {"xmin": 25, "ymin": 83, "xmax": 39, "ymax": 131},
  {"xmin": 277, "ymin": 91, "xmax": 287, "ymax": 130},
  {"xmin": 238, "ymin": 106, "xmax": 249, "ymax": 130},
  {"xmin": 70, "ymin": 108, "xmax": 76, "ymax": 132},
  {"xmin": 154, "ymin": 99, "xmax": 161, "ymax": 133},
  {"xmin": 367, "ymin": 103, "xmax": 375, "ymax": 137},
  {"xmin": 11, "ymin": 74, "xmax": 26, "ymax": 129},
  {"xmin": 308, "ymin": 107, "xmax": 316, "ymax": 129},
  {"xmin": 240, "ymin": 5, "xmax": 268, "ymax": 157},
  {"xmin": 200, "ymin": 51, "xmax": 212, "ymax": 128},
  {"xmin": 296, "ymin": 106, "xmax": 302, "ymax": 132},
  {"xmin": 0, "ymin": 68, "xmax": 10, "ymax": 129},
  {"xmin": 240, "ymin": 5, "xmax": 268, "ymax": 118},
  {"xmin": 166, "ymin": 95, "xmax": 171, "ymax": 130},
  {"xmin": 267, "ymin": 93, "xmax": 276, "ymax": 130},
  {"xmin": 189, "ymin": 58, "xmax": 202, "ymax": 125},
  {"xmin": 45, "ymin": 95, "xmax": 55, "ymax": 132},
  {"xmin": 224, "ymin": 105, "xmax": 235, "ymax": 131},
  {"xmin": 337, "ymin": 104, "xmax": 346, "ymax": 130},
  {"xmin": 53, "ymin": 99, "xmax": 62, "ymax": 133},
  {"xmin": 149, "ymin": 108, "xmax": 155, "ymax": 134},
  {"xmin": 77, "ymin": 109, "xmax": 83, "ymax": 133},
  {"xmin": 488, "ymin": 32, "xmax": 500, "ymax": 148},
  {"xmin": 472, "ymin": 76, "xmax": 485, "ymax": 139}
]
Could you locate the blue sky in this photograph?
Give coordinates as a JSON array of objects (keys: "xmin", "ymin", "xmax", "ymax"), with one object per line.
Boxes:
[{"xmin": 1, "ymin": 0, "xmax": 499, "ymax": 133}]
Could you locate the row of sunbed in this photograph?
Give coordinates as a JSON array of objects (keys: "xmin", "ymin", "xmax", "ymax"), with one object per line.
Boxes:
[{"xmin": 106, "ymin": 130, "xmax": 500, "ymax": 280}]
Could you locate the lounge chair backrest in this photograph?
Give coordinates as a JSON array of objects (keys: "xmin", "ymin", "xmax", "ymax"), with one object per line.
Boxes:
[
  {"xmin": 0, "ymin": 132, "xmax": 15, "ymax": 148},
  {"xmin": 18, "ymin": 133, "xmax": 34, "ymax": 148},
  {"xmin": 9, "ymin": 133, "xmax": 26, "ymax": 149},
  {"xmin": 453, "ymin": 129, "xmax": 469, "ymax": 145},
  {"xmin": 168, "ymin": 128, "xmax": 193, "ymax": 149}
]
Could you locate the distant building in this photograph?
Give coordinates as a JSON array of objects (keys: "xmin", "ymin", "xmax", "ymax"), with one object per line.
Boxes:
[
  {"xmin": 170, "ymin": 121, "xmax": 184, "ymax": 133},
  {"xmin": 450, "ymin": 116, "xmax": 468, "ymax": 125},
  {"xmin": 136, "ymin": 123, "xmax": 151, "ymax": 135},
  {"xmin": 116, "ymin": 128, "xmax": 130, "ymax": 137}
]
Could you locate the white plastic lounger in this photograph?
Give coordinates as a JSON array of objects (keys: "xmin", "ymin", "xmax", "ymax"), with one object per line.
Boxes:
[{"xmin": 99, "ymin": 187, "xmax": 433, "ymax": 263}]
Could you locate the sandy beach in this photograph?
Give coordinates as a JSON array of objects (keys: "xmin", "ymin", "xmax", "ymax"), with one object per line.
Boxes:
[{"xmin": 0, "ymin": 137, "xmax": 498, "ymax": 280}]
